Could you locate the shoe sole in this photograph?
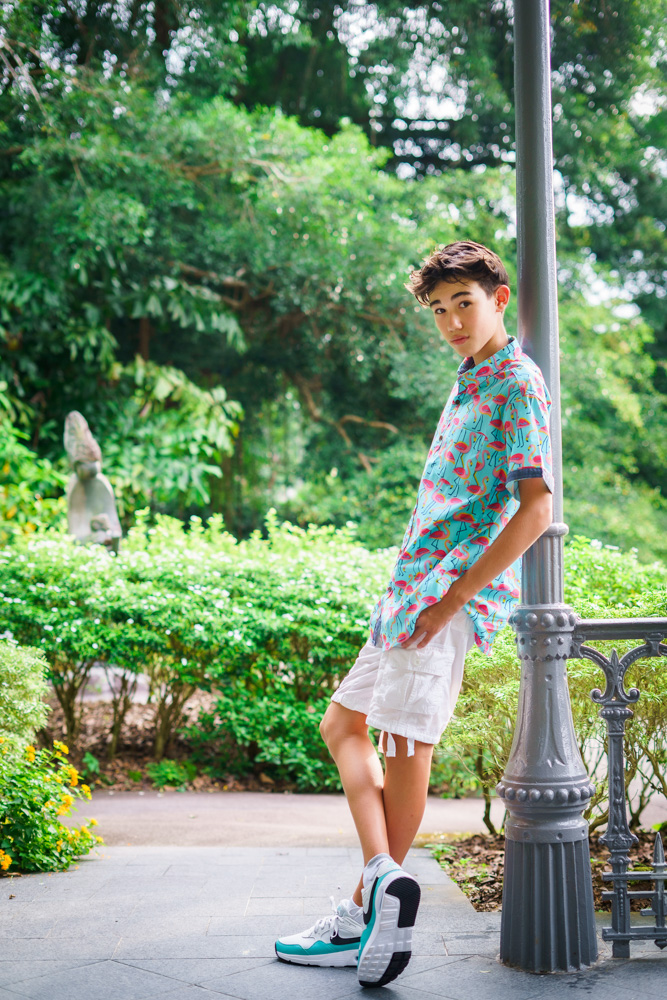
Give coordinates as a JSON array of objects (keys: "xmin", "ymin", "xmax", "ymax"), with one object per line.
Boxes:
[
  {"xmin": 275, "ymin": 946, "xmax": 358, "ymax": 968},
  {"xmin": 357, "ymin": 873, "xmax": 421, "ymax": 987}
]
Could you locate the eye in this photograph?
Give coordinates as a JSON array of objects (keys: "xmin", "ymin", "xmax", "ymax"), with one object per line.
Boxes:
[{"xmin": 460, "ymin": 301, "xmax": 471, "ymax": 308}]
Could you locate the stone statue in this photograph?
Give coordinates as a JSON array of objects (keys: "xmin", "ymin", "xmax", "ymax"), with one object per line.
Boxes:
[{"xmin": 64, "ymin": 411, "xmax": 122, "ymax": 553}]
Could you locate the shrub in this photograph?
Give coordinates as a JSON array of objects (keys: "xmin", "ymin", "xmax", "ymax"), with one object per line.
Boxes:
[
  {"xmin": 181, "ymin": 682, "xmax": 342, "ymax": 792},
  {"xmin": 1, "ymin": 516, "xmax": 665, "ymax": 817},
  {"xmin": 444, "ymin": 536, "xmax": 667, "ymax": 831},
  {"xmin": 0, "ymin": 737, "xmax": 103, "ymax": 874},
  {"xmin": 0, "ymin": 639, "xmax": 51, "ymax": 745},
  {"xmin": 145, "ymin": 757, "xmax": 198, "ymax": 790}
]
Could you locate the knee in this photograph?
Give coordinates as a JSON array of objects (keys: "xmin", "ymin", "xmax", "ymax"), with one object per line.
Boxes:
[{"xmin": 320, "ymin": 703, "xmax": 364, "ymax": 752}]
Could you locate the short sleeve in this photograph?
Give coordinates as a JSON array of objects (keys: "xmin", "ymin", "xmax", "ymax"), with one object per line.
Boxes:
[{"xmin": 502, "ymin": 377, "xmax": 554, "ymax": 501}]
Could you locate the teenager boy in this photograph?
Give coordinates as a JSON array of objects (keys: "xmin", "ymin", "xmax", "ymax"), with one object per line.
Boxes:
[{"xmin": 275, "ymin": 241, "xmax": 554, "ymax": 987}]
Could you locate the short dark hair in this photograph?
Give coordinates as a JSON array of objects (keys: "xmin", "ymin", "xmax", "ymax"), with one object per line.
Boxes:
[{"xmin": 406, "ymin": 240, "xmax": 510, "ymax": 305}]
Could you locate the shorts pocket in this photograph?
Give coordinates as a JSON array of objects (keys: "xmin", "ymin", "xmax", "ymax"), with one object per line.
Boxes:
[{"xmin": 370, "ymin": 644, "xmax": 455, "ymax": 719}]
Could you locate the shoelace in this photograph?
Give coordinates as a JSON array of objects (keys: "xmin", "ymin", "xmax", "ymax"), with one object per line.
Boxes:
[{"xmin": 309, "ymin": 895, "xmax": 339, "ymax": 939}]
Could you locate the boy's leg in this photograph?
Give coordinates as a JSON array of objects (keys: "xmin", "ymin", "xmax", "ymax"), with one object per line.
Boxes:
[
  {"xmin": 348, "ymin": 734, "xmax": 434, "ymax": 904},
  {"xmin": 321, "ymin": 702, "xmax": 433, "ymax": 903},
  {"xmin": 319, "ymin": 702, "xmax": 391, "ymax": 884}
]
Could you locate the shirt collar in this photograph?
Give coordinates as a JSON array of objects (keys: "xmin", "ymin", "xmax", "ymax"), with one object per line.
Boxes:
[{"xmin": 456, "ymin": 335, "xmax": 522, "ymax": 388}]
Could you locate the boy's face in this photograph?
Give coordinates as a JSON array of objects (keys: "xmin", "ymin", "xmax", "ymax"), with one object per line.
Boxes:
[{"xmin": 427, "ymin": 279, "xmax": 510, "ymax": 365}]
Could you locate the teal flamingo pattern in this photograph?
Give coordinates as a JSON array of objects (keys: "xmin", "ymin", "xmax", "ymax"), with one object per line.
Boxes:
[{"xmin": 369, "ymin": 336, "xmax": 554, "ymax": 654}]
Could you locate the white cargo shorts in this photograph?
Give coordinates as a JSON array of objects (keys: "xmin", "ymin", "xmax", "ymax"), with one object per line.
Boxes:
[{"xmin": 330, "ymin": 609, "xmax": 476, "ymax": 756}]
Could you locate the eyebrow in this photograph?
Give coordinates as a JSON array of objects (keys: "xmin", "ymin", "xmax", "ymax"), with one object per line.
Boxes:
[{"xmin": 428, "ymin": 291, "xmax": 470, "ymax": 307}]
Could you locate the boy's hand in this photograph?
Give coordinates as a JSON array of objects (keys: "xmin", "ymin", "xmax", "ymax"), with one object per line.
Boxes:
[{"xmin": 400, "ymin": 586, "xmax": 465, "ymax": 649}]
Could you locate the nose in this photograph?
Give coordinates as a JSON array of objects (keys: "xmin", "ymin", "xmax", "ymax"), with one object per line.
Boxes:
[{"xmin": 447, "ymin": 314, "xmax": 463, "ymax": 333}]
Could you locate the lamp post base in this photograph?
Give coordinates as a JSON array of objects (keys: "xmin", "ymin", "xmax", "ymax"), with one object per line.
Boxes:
[{"xmin": 500, "ymin": 835, "xmax": 598, "ymax": 972}]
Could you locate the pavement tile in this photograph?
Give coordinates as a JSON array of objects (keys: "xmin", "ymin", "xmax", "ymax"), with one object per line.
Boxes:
[
  {"xmin": 442, "ymin": 933, "xmax": 500, "ymax": 958},
  {"xmin": 398, "ymin": 954, "xmax": 542, "ymax": 1000},
  {"xmin": 139, "ymin": 986, "xmax": 237, "ymax": 999},
  {"xmin": 335, "ymin": 983, "xmax": 454, "ymax": 1000},
  {"xmin": 198, "ymin": 960, "xmax": 359, "ymax": 1000},
  {"xmin": 207, "ymin": 916, "xmax": 309, "ymax": 937},
  {"xmin": 0, "ymin": 938, "xmax": 120, "ymax": 963},
  {"xmin": 0, "ymin": 962, "xmax": 98, "ymax": 989},
  {"xmin": 119, "ymin": 958, "xmax": 274, "ymax": 985},
  {"xmin": 244, "ymin": 897, "xmax": 305, "ymax": 916},
  {"xmin": 139, "ymin": 988, "xmax": 232, "ymax": 999},
  {"xmin": 544, "ymin": 955, "xmax": 667, "ymax": 998},
  {"xmin": 49, "ymin": 913, "xmax": 212, "ymax": 940},
  {"xmin": 0, "ymin": 959, "xmax": 175, "ymax": 1000},
  {"xmin": 0, "ymin": 917, "xmax": 60, "ymax": 939},
  {"xmin": 521, "ymin": 975, "xmax": 663, "ymax": 1000},
  {"xmin": 112, "ymin": 934, "xmax": 278, "ymax": 960}
]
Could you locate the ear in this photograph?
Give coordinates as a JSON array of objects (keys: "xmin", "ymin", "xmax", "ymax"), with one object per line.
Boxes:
[{"xmin": 495, "ymin": 285, "xmax": 510, "ymax": 311}]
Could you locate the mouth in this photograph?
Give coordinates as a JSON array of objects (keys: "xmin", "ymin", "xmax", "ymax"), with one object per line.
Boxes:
[{"xmin": 449, "ymin": 336, "xmax": 468, "ymax": 346}]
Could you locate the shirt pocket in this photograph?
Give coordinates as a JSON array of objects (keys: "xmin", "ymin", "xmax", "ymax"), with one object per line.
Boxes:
[{"xmin": 372, "ymin": 644, "xmax": 455, "ymax": 717}]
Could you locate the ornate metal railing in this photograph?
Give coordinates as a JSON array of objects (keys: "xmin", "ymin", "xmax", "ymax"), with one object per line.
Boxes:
[{"xmin": 570, "ymin": 618, "xmax": 667, "ymax": 958}]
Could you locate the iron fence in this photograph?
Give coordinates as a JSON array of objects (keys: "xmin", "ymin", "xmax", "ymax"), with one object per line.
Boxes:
[{"xmin": 571, "ymin": 618, "xmax": 667, "ymax": 958}]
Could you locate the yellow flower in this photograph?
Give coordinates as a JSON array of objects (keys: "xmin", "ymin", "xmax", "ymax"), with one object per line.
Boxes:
[
  {"xmin": 95, "ymin": 835, "xmax": 104, "ymax": 844},
  {"xmin": 80, "ymin": 827, "xmax": 91, "ymax": 838},
  {"xmin": 81, "ymin": 784, "xmax": 91, "ymax": 795},
  {"xmin": 0, "ymin": 854, "xmax": 11, "ymax": 871},
  {"xmin": 54, "ymin": 741, "xmax": 69, "ymax": 755},
  {"xmin": 0, "ymin": 736, "xmax": 5, "ymax": 744},
  {"xmin": 89, "ymin": 817, "xmax": 98, "ymax": 827},
  {"xmin": 56, "ymin": 839, "xmax": 63, "ymax": 850}
]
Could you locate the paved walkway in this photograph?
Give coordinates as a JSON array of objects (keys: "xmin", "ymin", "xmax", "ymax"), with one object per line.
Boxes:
[
  {"xmin": 2, "ymin": 843, "xmax": 666, "ymax": 999},
  {"xmin": 67, "ymin": 790, "xmax": 509, "ymax": 846},
  {"xmin": 58, "ymin": 789, "xmax": 667, "ymax": 847},
  {"xmin": 2, "ymin": 790, "xmax": 667, "ymax": 998}
]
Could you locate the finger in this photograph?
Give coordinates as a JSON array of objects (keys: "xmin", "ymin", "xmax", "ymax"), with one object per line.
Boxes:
[{"xmin": 405, "ymin": 630, "xmax": 428, "ymax": 649}]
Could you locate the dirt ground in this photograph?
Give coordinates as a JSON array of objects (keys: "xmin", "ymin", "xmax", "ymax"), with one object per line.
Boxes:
[
  {"xmin": 425, "ymin": 829, "xmax": 664, "ymax": 912},
  {"xmin": 35, "ymin": 692, "xmax": 272, "ymax": 794}
]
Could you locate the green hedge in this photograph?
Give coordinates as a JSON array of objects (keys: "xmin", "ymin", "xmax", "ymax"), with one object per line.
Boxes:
[{"xmin": 1, "ymin": 515, "xmax": 666, "ymax": 819}]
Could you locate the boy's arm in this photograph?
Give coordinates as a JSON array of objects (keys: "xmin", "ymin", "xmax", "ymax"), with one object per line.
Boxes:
[{"xmin": 402, "ymin": 477, "xmax": 553, "ymax": 649}]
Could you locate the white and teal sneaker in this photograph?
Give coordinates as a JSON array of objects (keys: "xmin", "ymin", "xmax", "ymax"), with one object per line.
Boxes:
[
  {"xmin": 357, "ymin": 857, "xmax": 421, "ymax": 988},
  {"xmin": 275, "ymin": 897, "xmax": 363, "ymax": 967}
]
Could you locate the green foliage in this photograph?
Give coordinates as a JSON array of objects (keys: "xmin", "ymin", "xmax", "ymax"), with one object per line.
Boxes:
[
  {"xmin": 1, "ymin": 3, "xmax": 666, "ymax": 553},
  {"xmin": 0, "ymin": 415, "xmax": 67, "ymax": 543},
  {"xmin": 0, "ymin": 514, "xmax": 393, "ymax": 764},
  {"xmin": 145, "ymin": 758, "xmax": 198, "ymax": 791},
  {"xmin": 1, "ymin": 519, "xmax": 666, "ymax": 813},
  {"xmin": 182, "ymin": 684, "xmax": 341, "ymax": 792},
  {"xmin": 0, "ymin": 639, "xmax": 51, "ymax": 745},
  {"xmin": 0, "ymin": 737, "xmax": 102, "ymax": 874},
  {"xmin": 445, "ymin": 536, "xmax": 667, "ymax": 831},
  {"xmin": 101, "ymin": 358, "xmax": 242, "ymax": 520}
]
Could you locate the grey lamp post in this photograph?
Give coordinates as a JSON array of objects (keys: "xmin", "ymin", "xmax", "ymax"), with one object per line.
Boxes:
[{"xmin": 496, "ymin": 0, "xmax": 598, "ymax": 972}]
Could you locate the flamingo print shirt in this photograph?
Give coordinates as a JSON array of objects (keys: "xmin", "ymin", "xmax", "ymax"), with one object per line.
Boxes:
[{"xmin": 369, "ymin": 335, "xmax": 554, "ymax": 655}]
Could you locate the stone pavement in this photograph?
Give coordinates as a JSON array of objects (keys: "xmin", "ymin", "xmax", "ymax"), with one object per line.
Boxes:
[{"xmin": 1, "ymin": 844, "xmax": 666, "ymax": 1000}]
